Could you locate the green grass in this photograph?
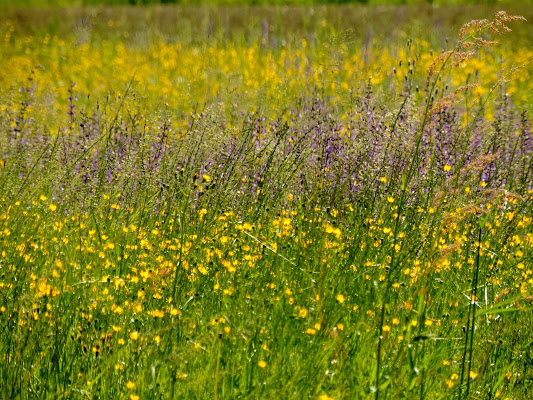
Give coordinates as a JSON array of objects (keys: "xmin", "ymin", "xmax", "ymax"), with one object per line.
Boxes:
[
  {"xmin": 3, "ymin": 0, "xmax": 533, "ymax": 9},
  {"xmin": 0, "ymin": 5, "xmax": 532, "ymax": 400}
]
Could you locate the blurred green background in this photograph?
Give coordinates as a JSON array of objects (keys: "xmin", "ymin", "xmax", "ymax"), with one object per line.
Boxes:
[{"xmin": 3, "ymin": 0, "xmax": 533, "ymax": 8}]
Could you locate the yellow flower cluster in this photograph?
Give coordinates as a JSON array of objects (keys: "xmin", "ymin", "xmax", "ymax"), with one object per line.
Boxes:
[{"xmin": 1, "ymin": 22, "xmax": 531, "ymax": 128}]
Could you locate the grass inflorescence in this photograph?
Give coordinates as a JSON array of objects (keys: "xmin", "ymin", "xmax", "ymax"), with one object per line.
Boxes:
[{"xmin": 0, "ymin": 6, "xmax": 532, "ymax": 400}]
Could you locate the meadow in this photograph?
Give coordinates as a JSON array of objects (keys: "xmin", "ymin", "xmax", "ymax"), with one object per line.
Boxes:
[{"xmin": 0, "ymin": 3, "xmax": 532, "ymax": 400}]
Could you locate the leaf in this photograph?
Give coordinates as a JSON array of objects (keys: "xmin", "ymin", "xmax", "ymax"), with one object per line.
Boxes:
[{"xmin": 478, "ymin": 306, "xmax": 531, "ymax": 316}]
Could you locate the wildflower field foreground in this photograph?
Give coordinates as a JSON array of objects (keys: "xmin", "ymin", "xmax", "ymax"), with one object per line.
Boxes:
[{"xmin": 0, "ymin": 5, "xmax": 532, "ymax": 400}]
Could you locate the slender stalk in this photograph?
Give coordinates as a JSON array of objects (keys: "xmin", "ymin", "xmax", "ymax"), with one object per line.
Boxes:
[{"xmin": 466, "ymin": 226, "xmax": 483, "ymax": 398}]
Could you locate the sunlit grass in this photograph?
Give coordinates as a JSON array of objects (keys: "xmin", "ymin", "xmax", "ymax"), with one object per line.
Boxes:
[{"xmin": 0, "ymin": 5, "xmax": 532, "ymax": 400}]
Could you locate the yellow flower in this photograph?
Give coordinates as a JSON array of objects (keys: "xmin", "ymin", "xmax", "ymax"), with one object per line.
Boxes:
[
  {"xmin": 257, "ymin": 361, "xmax": 267, "ymax": 368},
  {"xmin": 130, "ymin": 395, "xmax": 140, "ymax": 400},
  {"xmin": 126, "ymin": 381, "xmax": 135, "ymax": 389},
  {"xmin": 129, "ymin": 331, "xmax": 140, "ymax": 341},
  {"xmin": 149, "ymin": 309, "xmax": 165, "ymax": 318},
  {"xmin": 49, "ymin": 203, "xmax": 57, "ymax": 211},
  {"xmin": 336, "ymin": 294, "xmax": 345, "ymax": 304}
]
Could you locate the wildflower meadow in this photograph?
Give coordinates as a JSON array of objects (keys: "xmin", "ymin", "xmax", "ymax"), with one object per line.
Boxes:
[{"xmin": 0, "ymin": 2, "xmax": 532, "ymax": 400}]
